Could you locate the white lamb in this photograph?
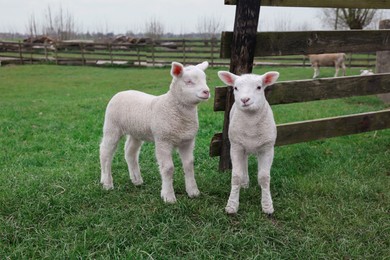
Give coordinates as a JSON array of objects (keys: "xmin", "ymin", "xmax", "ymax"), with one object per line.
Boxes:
[
  {"xmin": 218, "ymin": 70, "xmax": 280, "ymax": 214},
  {"xmin": 360, "ymin": 69, "xmax": 374, "ymax": 76},
  {"xmin": 100, "ymin": 61, "xmax": 210, "ymax": 203}
]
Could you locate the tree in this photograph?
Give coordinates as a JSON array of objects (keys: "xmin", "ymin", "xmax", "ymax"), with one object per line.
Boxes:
[
  {"xmin": 144, "ymin": 17, "xmax": 164, "ymax": 40},
  {"xmin": 196, "ymin": 16, "xmax": 225, "ymax": 39},
  {"xmin": 321, "ymin": 8, "xmax": 378, "ymax": 30},
  {"xmin": 26, "ymin": 13, "xmax": 39, "ymax": 38},
  {"xmin": 43, "ymin": 5, "xmax": 76, "ymax": 40},
  {"xmin": 25, "ymin": 4, "xmax": 77, "ymax": 40}
]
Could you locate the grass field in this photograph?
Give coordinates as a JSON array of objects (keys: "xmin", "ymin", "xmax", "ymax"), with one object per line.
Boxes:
[{"xmin": 0, "ymin": 64, "xmax": 389, "ymax": 259}]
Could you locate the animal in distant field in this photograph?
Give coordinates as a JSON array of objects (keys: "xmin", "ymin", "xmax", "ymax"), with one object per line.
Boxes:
[
  {"xmin": 307, "ymin": 53, "xmax": 347, "ymax": 78},
  {"xmin": 100, "ymin": 61, "xmax": 210, "ymax": 203},
  {"xmin": 360, "ymin": 69, "xmax": 374, "ymax": 76},
  {"xmin": 218, "ymin": 70, "xmax": 280, "ymax": 214}
]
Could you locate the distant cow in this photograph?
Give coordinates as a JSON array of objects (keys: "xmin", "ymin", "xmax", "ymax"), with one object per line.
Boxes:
[{"xmin": 307, "ymin": 53, "xmax": 347, "ymax": 79}]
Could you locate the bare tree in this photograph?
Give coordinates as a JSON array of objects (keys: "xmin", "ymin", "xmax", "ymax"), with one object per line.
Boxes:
[
  {"xmin": 44, "ymin": 5, "xmax": 76, "ymax": 40},
  {"xmin": 26, "ymin": 13, "xmax": 39, "ymax": 39},
  {"xmin": 144, "ymin": 17, "xmax": 164, "ymax": 40},
  {"xmin": 366, "ymin": 10, "xmax": 390, "ymax": 29},
  {"xmin": 265, "ymin": 15, "xmax": 312, "ymax": 32},
  {"xmin": 196, "ymin": 16, "xmax": 225, "ymax": 39},
  {"xmin": 321, "ymin": 8, "xmax": 378, "ymax": 30},
  {"xmin": 25, "ymin": 4, "xmax": 77, "ymax": 40}
]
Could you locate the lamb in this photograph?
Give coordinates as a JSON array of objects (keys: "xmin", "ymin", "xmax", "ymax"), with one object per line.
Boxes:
[
  {"xmin": 307, "ymin": 53, "xmax": 347, "ymax": 78},
  {"xmin": 100, "ymin": 61, "xmax": 210, "ymax": 203},
  {"xmin": 360, "ymin": 69, "xmax": 374, "ymax": 76},
  {"xmin": 218, "ymin": 70, "xmax": 280, "ymax": 214}
]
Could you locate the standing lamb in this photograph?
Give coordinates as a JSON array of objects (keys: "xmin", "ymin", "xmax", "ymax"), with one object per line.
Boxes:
[
  {"xmin": 307, "ymin": 53, "xmax": 347, "ymax": 78},
  {"xmin": 100, "ymin": 61, "xmax": 210, "ymax": 203},
  {"xmin": 218, "ymin": 70, "xmax": 280, "ymax": 214}
]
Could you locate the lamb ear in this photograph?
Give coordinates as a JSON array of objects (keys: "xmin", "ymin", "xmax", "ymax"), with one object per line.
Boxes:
[
  {"xmin": 218, "ymin": 71, "xmax": 238, "ymax": 86},
  {"xmin": 171, "ymin": 62, "xmax": 184, "ymax": 78},
  {"xmin": 196, "ymin": 61, "xmax": 209, "ymax": 71},
  {"xmin": 262, "ymin": 71, "xmax": 279, "ymax": 87}
]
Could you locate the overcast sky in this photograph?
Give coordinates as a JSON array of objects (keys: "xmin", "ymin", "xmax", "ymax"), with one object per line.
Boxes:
[{"xmin": 0, "ymin": 0, "xmax": 333, "ymax": 34}]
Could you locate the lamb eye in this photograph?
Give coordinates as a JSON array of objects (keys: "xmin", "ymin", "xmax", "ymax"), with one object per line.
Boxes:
[
  {"xmin": 234, "ymin": 86, "xmax": 238, "ymax": 91},
  {"xmin": 185, "ymin": 80, "xmax": 193, "ymax": 85},
  {"xmin": 257, "ymin": 86, "xmax": 262, "ymax": 90}
]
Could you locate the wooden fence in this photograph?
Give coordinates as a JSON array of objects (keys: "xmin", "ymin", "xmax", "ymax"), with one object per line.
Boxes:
[
  {"xmin": 211, "ymin": 0, "xmax": 390, "ymax": 170},
  {"xmin": 0, "ymin": 39, "xmax": 222, "ymax": 67},
  {"xmin": 0, "ymin": 39, "xmax": 377, "ymax": 68}
]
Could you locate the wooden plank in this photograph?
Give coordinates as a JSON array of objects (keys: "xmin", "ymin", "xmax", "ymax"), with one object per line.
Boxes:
[
  {"xmin": 221, "ymin": 30, "xmax": 390, "ymax": 58},
  {"xmin": 276, "ymin": 109, "xmax": 390, "ymax": 146},
  {"xmin": 377, "ymin": 20, "xmax": 390, "ymax": 104},
  {"xmin": 210, "ymin": 109, "xmax": 390, "ymax": 156},
  {"xmin": 225, "ymin": 0, "xmax": 390, "ymax": 9},
  {"xmin": 214, "ymin": 73, "xmax": 390, "ymax": 111}
]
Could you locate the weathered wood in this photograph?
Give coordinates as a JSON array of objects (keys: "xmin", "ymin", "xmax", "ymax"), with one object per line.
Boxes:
[
  {"xmin": 209, "ymin": 109, "xmax": 390, "ymax": 156},
  {"xmin": 80, "ymin": 43, "xmax": 86, "ymax": 66},
  {"xmin": 225, "ymin": 0, "xmax": 390, "ymax": 9},
  {"xmin": 219, "ymin": 0, "xmax": 261, "ymax": 171},
  {"xmin": 108, "ymin": 43, "xmax": 113, "ymax": 64},
  {"xmin": 209, "ymin": 133, "xmax": 223, "ymax": 157},
  {"xmin": 377, "ymin": 20, "xmax": 390, "ymax": 104},
  {"xmin": 221, "ymin": 30, "xmax": 390, "ymax": 58},
  {"xmin": 210, "ymin": 38, "xmax": 215, "ymax": 67},
  {"xmin": 276, "ymin": 110, "xmax": 390, "ymax": 146},
  {"xmin": 182, "ymin": 39, "xmax": 186, "ymax": 65},
  {"xmin": 17, "ymin": 41, "xmax": 24, "ymax": 65},
  {"xmin": 214, "ymin": 73, "xmax": 390, "ymax": 111},
  {"xmin": 44, "ymin": 43, "xmax": 48, "ymax": 62}
]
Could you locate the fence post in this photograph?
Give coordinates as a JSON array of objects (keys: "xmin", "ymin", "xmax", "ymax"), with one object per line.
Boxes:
[
  {"xmin": 137, "ymin": 46, "xmax": 141, "ymax": 66},
  {"xmin": 80, "ymin": 43, "xmax": 86, "ymax": 66},
  {"xmin": 44, "ymin": 42, "xmax": 48, "ymax": 63},
  {"xmin": 29, "ymin": 43, "xmax": 33, "ymax": 64},
  {"xmin": 376, "ymin": 19, "xmax": 390, "ymax": 104},
  {"xmin": 219, "ymin": 0, "xmax": 261, "ymax": 171},
  {"xmin": 182, "ymin": 39, "xmax": 186, "ymax": 65},
  {"xmin": 18, "ymin": 41, "xmax": 24, "ymax": 65},
  {"xmin": 108, "ymin": 43, "xmax": 113, "ymax": 65},
  {"xmin": 210, "ymin": 37, "xmax": 215, "ymax": 68},
  {"xmin": 54, "ymin": 43, "xmax": 59, "ymax": 65},
  {"xmin": 152, "ymin": 41, "xmax": 156, "ymax": 67}
]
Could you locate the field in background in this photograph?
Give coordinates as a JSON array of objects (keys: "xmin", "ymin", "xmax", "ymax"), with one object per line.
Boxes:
[
  {"xmin": 0, "ymin": 65, "xmax": 389, "ymax": 258},
  {"xmin": 0, "ymin": 39, "xmax": 377, "ymax": 68}
]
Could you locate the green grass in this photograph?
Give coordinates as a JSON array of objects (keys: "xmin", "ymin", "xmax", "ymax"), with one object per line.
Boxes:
[{"xmin": 0, "ymin": 65, "xmax": 389, "ymax": 259}]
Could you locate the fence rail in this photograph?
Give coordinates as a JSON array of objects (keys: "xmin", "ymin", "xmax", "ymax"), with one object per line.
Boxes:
[{"xmin": 0, "ymin": 39, "xmax": 377, "ymax": 68}]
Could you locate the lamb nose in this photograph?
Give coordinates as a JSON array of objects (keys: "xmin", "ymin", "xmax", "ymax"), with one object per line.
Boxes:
[
  {"xmin": 203, "ymin": 90, "xmax": 210, "ymax": 95},
  {"xmin": 241, "ymin": 97, "xmax": 250, "ymax": 104}
]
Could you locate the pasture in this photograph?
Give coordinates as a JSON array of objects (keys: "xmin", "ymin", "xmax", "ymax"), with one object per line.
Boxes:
[{"xmin": 0, "ymin": 64, "xmax": 389, "ymax": 258}]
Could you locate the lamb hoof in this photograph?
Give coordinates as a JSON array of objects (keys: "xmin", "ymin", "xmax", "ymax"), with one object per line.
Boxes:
[
  {"xmin": 102, "ymin": 183, "xmax": 114, "ymax": 190},
  {"xmin": 225, "ymin": 205, "xmax": 238, "ymax": 215},
  {"xmin": 132, "ymin": 178, "xmax": 144, "ymax": 186},
  {"xmin": 161, "ymin": 193, "xmax": 177, "ymax": 203},
  {"xmin": 262, "ymin": 206, "xmax": 274, "ymax": 215},
  {"xmin": 187, "ymin": 188, "xmax": 200, "ymax": 198}
]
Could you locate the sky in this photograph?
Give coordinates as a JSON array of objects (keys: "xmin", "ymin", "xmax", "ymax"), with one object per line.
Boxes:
[{"xmin": 0, "ymin": 0, "xmax": 334, "ymax": 34}]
